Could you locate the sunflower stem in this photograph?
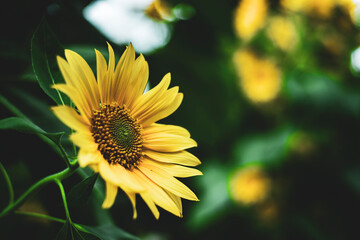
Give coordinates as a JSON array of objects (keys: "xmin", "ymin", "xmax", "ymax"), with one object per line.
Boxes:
[
  {"xmin": 0, "ymin": 166, "xmax": 77, "ymax": 219},
  {"xmin": 0, "ymin": 161, "xmax": 14, "ymax": 205},
  {"xmin": 15, "ymin": 210, "xmax": 66, "ymax": 224},
  {"xmin": 55, "ymin": 179, "xmax": 72, "ymax": 223}
]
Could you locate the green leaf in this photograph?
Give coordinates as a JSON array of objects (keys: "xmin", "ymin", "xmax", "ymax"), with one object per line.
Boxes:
[
  {"xmin": 286, "ymin": 71, "xmax": 360, "ymax": 116},
  {"xmin": 188, "ymin": 162, "xmax": 229, "ymax": 229},
  {"xmin": 57, "ymin": 221, "xmax": 101, "ymax": 240},
  {"xmin": 31, "ymin": 18, "xmax": 69, "ymax": 105},
  {"xmin": 234, "ymin": 126, "xmax": 294, "ymax": 166},
  {"xmin": 80, "ymin": 224, "xmax": 140, "ymax": 240},
  {"xmin": 67, "ymin": 173, "xmax": 99, "ymax": 207},
  {"xmin": 0, "ymin": 117, "xmax": 63, "ymax": 142}
]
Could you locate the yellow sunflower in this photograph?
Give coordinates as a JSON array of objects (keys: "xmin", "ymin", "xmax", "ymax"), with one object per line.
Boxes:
[{"xmin": 51, "ymin": 43, "xmax": 201, "ymax": 219}]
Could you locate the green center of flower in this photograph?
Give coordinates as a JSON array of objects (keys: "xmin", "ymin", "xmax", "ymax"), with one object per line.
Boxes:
[{"xmin": 91, "ymin": 104, "xmax": 143, "ymax": 169}]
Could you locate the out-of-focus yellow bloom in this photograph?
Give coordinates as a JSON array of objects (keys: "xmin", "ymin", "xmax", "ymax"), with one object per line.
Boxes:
[
  {"xmin": 234, "ymin": 0, "xmax": 268, "ymax": 41},
  {"xmin": 281, "ymin": 0, "xmax": 308, "ymax": 12},
  {"xmin": 145, "ymin": 0, "xmax": 171, "ymax": 21},
  {"xmin": 282, "ymin": 0, "xmax": 356, "ymax": 19},
  {"xmin": 306, "ymin": 0, "xmax": 336, "ymax": 18},
  {"xmin": 266, "ymin": 16, "xmax": 298, "ymax": 52},
  {"xmin": 234, "ymin": 49, "xmax": 282, "ymax": 103},
  {"xmin": 229, "ymin": 166, "xmax": 271, "ymax": 205}
]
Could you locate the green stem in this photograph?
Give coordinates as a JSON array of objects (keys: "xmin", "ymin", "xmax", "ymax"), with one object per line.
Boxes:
[
  {"xmin": 0, "ymin": 161, "xmax": 14, "ymax": 205},
  {"xmin": 14, "ymin": 210, "xmax": 89, "ymax": 234},
  {"xmin": 55, "ymin": 179, "xmax": 72, "ymax": 223},
  {"xmin": 15, "ymin": 210, "xmax": 66, "ymax": 224},
  {"xmin": 0, "ymin": 164, "xmax": 78, "ymax": 219}
]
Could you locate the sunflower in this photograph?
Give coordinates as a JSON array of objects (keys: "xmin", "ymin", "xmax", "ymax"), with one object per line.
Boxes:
[{"xmin": 51, "ymin": 43, "xmax": 201, "ymax": 219}]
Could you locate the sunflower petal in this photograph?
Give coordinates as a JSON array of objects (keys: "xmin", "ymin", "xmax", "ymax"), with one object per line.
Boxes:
[
  {"xmin": 144, "ymin": 150, "xmax": 201, "ymax": 166},
  {"xmin": 138, "ymin": 163, "xmax": 199, "ymax": 201},
  {"xmin": 164, "ymin": 190, "xmax": 183, "ymax": 217},
  {"xmin": 57, "ymin": 56, "xmax": 97, "ymax": 111},
  {"xmin": 125, "ymin": 54, "xmax": 149, "ymax": 108},
  {"xmin": 95, "ymin": 49, "xmax": 107, "ymax": 103},
  {"xmin": 141, "ymin": 93, "xmax": 183, "ymax": 126},
  {"xmin": 114, "ymin": 43, "xmax": 136, "ymax": 105},
  {"xmin": 124, "ymin": 191, "xmax": 137, "ymax": 219},
  {"xmin": 51, "ymin": 106, "xmax": 90, "ymax": 133},
  {"xmin": 142, "ymin": 158, "xmax": 202, "ymax": 178},
  {"xmin": 109, "ymin": 165, "xmax": 146, "ymax": 192},
  {"xmin": 136, "ymin": 87, "xmax": 179, "ymax": 126},
  {"xmin": 102, "ymin": 182, "xmax": 118, "ymax": 209},
  {"xmin": 52, "ymin": 84, "xmax": 92, "ymax": 123},
  {"xmin": 134, "ymin": 168, "xmax": 181, "ymax": 217},
  {"xmin": 98, "ymin": 161, "xmax": 144, "ymax": 192},
  {"xmin": 78, "ymin": 148, "xmax": 102, "ymax": 167},
  {"xmin": 143, "ymin": 123, "xmax": 190, "ymax": 138},
  {"xmin": 139, "ymin": 192, "xmax": 160, "ymax": 219},
  {"xmin": 130, "ymin": 73, "xmax": 171, "ymax": 118},
  {"xmin": 143, "ymin": 133, "xmax": 197, "ymax": 152},
  {"xmin": 69, "ymin": 132, "xmax": 98, "ymax": 151},
  {"xmin": 106, "ymin": 42, "xmax": 116, "ymax": 103},
  {"xmin": 64, "ymin": 49, "xmax": 100, "ymax": 109}
]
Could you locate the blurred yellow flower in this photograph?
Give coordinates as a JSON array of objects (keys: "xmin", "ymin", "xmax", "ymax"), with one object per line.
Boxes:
[
  {"xmin": 281, "ymin": 0, "xmax": 308, "ymax": 12},
  {"xmin": 266, "ymin": 16, "xmax": 298, "ymax": 52},
  {"xmin": 234, "ymin": 0, "xmax": 268, "ymax": 41},
  {"xmin": 229, "ymin": 166, "xmax": 271, "ymax": 205},
  {"xmin": 234, "ymin": 49, "xmax": 282, "ymax": 103},
  {"xmin": 281, "ymin": 0, "xmax": 356, "ymax": 19},
  {"xmin": 145, "ymin": 0, "xmax": 171, "ymax": 21}
]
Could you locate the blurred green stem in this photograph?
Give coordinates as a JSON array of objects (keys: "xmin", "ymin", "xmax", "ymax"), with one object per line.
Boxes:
[
  {"xmin": 15, "ymin": 210, "xmax": 66, "ymax": 224},
  {"xmin": 0, "ymin": 161, "xmax": 14, "ymax": 205},
  {"xmin": 0, "ymin": 160, "xmax": 78, "ymax": 219}
]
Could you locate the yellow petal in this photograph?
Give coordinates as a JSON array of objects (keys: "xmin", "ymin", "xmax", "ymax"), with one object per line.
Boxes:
[
  {"xmin": 124, "ymin": 191, "xmax": 137, "ymax": 219},
  {"xmin": 164, "ymin": 190, "xmax": 183, "ymax": 218},
  {"xmin": 130, "ymin": 73, "xmax": 171, "ymax": 118},
  {"xmin": 133, "ymin": 168, "xmax": 181, "ymax": 217},
  {"xmin": 78, "ymin": 148, "xmax": 102, "ymax": 167},
  {"xmin": 95, "ymin": 49, "xmax": 107, "ymax": 103},
  {"xmin": 144, "ymin": 150, "xmax": 201, "ymax": 166},
  {"xmin": 136, "ymin": 87, "xmax": 179, "ymax": 126},
  {"xmin": 125, "ymin": 54, "xmax": 149, "ymax": 108},
  {"xmin": 102, "ymin": 181, "xmax": 118, "ymax": 209},
  {"xmin": 114, "ymin": 43, "xmax": 136, "ymax": 105},
  {"xmin": 52, "ymin": 84, "xmax": 92, "ymax": 123},
  {"xmin": 143, "ymin": 123, "xmax": 190, "ymax": 138},
  {"xmin": 57, "ymin": 56, "xmax": 97, "ymax": 111},
  {"xmin": 142, "ymin": 158, "xmax": 202, "ymax": 178},
  {"xmin": 144, "ymin": 92, "xmax": 183, "ymax": 126},
  {"xmin": 108, "ymin": 165, "xmax": 146, "ymax": 192},
  {"xmin": 143, "ymin": 133, "xmax": 197, "ymax": 152},
  {"xmin": 51, "ymin": 106, "xmax": 90, "ymax": 133},
  {"xmin": 139, "ymin": 192, "xmax": 160, "ymax": 219},
  {"xmin": 105, "ymin": 42, "xmax": 116, "ymax": 103},
  {"xmin": 138, "ymin": 163, "xmax": 199, "ymax": 201},
  {"xmin": 98, "ymin": 161, "xmax": 144, "ymax": 193},
  {"xmin": 69, "ymin": 132, "xmax": 98, "ymax": 151},
  {"xmin": 64, "ymin": 49, "xmax": 100, "ymax": 109}
]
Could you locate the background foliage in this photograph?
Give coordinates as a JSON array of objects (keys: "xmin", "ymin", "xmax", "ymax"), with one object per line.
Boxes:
[{"xmin": 1, "ymin": 0, "xmax": 360, "ymax": 239}]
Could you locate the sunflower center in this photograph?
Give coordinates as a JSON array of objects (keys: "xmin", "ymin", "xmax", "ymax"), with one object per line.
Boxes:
[{"xmin": 91, "ymin": 104, "xmax": 143, "ymax": 169}]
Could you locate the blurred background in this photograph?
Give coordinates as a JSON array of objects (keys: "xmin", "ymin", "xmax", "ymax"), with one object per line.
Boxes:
[{"xmin": 1, "ymin": 0, "xmax": 360, "ymax": 239}]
